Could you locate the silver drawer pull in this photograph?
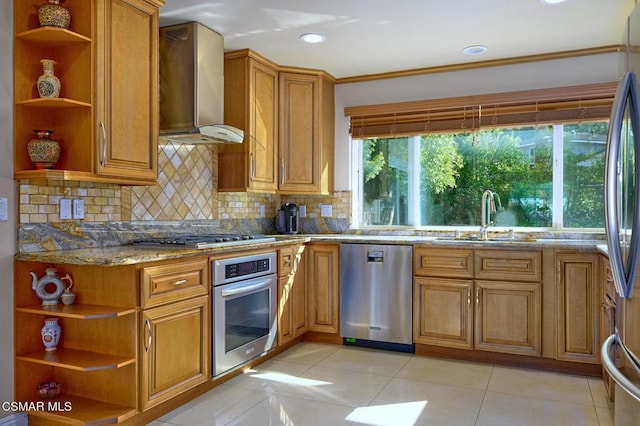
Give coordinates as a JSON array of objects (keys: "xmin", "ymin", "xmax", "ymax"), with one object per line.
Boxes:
[{"xmin": 173, "ymin": 279, "xmax": 188, "ymax": 286}]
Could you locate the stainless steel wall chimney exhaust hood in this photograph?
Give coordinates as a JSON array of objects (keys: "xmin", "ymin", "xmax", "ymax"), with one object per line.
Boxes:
[{"xmin": 159, "ymin": 22, "xmax": 243, "ymax": 144}]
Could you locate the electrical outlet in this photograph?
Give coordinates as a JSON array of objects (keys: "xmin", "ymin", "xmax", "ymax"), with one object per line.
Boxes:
[
  {"xmin": 299, "ymin": 205, "xmax": 307, "ymax": 217},
  {"xmin": 73, "ymin": 199, "xmax": 85, "ymax": 219},
  {"xmin": 60, "ymin": 199, "xmax": 72, "ymax": 219},
  {"xmin": 258, "ymin": 204, "xmax": 265, "ymax": 218},
  {"xmin": 320, "ymin": 204, "xmax": 333, "ymax": 217}
]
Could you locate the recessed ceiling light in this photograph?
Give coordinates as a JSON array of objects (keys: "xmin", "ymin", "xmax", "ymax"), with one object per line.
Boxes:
[
  {"xmin": 462, "ymin": 45, "xmax": 488, "ymax": 55},
  {"xmin": 540, "ymin": 0, "xmax": 568, "ymax": 4},
  {"xmin": 299, "ymin": 33, "xmax": 326, "ymax": 44}
]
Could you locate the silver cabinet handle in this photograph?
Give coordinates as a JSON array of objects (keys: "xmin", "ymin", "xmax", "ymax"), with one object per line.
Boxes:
[
  {"xmin": 173, "ymin": 279, "xmax": 188, "ymax": 286},
  {"xmin": 100, "ymin": 121, "xmax": 107, "ymax": 167},
  {"xmin": 144, "ymin": 318, "xmax": 152, "ymax": 352},
  {"xmin": 475, "ymin": 287, "xmax": 480, "ymax": 305},
  {"xmin": 467, "ymin": 288, "xmax": 471, "ymax": 305}
]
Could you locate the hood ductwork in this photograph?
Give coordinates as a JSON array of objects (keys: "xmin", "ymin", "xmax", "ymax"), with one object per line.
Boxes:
[{"xmin": 159, "ymin": 22, "xmax": 243, "ymax": 144}]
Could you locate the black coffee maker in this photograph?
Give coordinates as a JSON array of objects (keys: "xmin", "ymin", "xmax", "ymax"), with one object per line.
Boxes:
[{"xmin": 275, "ymin": 203, "xmax": 299, "ymax": 234}]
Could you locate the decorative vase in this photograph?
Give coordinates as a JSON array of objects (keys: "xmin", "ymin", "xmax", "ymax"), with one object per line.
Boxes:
[
  {"xmin": 38, "ymin": 0, "xmax": 71, "ymax": 29},
  {"xmin": 27, "ymin": 130, "xmax": 60, "ymax": 170},
  {"xmin": 41, "ymin": 318, "xmax": 61, "ymax": 351},
  {"xmin": 37, "ymin": 59, "xmax": 61, "ymax": 98}
]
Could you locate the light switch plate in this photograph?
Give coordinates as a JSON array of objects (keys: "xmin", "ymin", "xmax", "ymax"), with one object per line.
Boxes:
[
  {"xmin": 320, "ymin": 204, "xmax": 333, "ymax": 217},
  {"xmin": 60, "ymin": 199, "xmax": 72, "ymax": 219},
  {"xmin": 0, "ymin": 197, "xmax": 7, "ymax": 221},
  {"xmin": 73, "ymin": 199, "xmax": 85, "ymax": 219}
]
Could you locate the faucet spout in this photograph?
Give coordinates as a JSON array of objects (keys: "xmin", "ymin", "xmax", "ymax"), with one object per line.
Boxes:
[{"xmin": 480, "ymin": 190, "xmax": 497, "ymax": 239}]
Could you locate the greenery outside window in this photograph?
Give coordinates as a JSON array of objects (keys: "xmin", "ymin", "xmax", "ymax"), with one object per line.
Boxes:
[{"xmin": 353, "ymin": 122, "xmax": 607, "ymax": 230}]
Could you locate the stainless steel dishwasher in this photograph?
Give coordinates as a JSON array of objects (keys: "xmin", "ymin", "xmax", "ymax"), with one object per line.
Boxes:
[{"xmin": 340, "ymin": 243, "xmax": 414, "ymax": 352}]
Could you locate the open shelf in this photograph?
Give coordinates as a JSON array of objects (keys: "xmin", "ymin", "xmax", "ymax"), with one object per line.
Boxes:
[
  {"xmin": 16, "ymin": 304, "xmax": 136, "ymax": 319},
  {"xmin": 26, "ymin": 394, "xmax": 136, "ymax": 425},
  {"xmin": 16, "ymin": 26, "xmax": 91, "ymax": 45},
  {"xmin": 16, "ymin": 97, "xmax": 92, "ymax": 109},
  {"xmin": 17, "ymin": 348, "xmax": 136, "ymax": 372}
]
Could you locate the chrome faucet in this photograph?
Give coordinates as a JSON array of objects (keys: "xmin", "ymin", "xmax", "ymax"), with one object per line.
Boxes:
[{"xmin": 480, "ymin": 190, "xmax": 497, "ymax": 239}]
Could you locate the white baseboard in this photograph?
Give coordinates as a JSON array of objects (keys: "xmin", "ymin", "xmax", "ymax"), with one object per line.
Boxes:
[{"xmin": 0, "ymin": 413, "xmax": 27, "ymax": 426}]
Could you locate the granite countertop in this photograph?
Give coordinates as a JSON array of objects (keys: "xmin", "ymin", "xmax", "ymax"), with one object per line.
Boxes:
[{"xmin": 15, "ymin": 233, "xmax": 608, "ymax": 266}]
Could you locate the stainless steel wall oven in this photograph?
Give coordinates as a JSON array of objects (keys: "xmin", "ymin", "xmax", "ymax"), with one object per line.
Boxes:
[{"xmin": 212, "ymin": 252, "xmax": 277, "ymax": 376}]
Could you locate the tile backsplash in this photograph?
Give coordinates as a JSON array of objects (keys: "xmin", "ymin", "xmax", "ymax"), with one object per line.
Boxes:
[{"xmin": 18, "ymin": 140, "xmax": 351, "ymax": 226}]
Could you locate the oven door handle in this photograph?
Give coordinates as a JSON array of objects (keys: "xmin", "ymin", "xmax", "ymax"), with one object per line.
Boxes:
[{"xmin": 220, "ymin": 278, "xmax": 272, "ymax": 297}]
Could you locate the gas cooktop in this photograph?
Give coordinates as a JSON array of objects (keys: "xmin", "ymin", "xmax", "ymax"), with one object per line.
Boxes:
[{"xmin": 132, "ymin": 234, "xmax": 275, "ymax": 249}]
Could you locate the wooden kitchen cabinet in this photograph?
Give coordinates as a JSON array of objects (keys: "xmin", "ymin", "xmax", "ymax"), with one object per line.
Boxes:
[
  {"xmin": 277, "ymin": 245, "xmax": 307, "ymax": 344},
  {"xmin": 556, "ymin": 252, "xmax": 601, "ymax": 363},
  {"xmin": 413, "ymin": 246, "xmax": 542, "ymax": 356},
  {"xmin": 140, "ymin": 295, "xmax": 209, "ymax": 411},
  {"xmin": 600, "ymin": 255, "xmax": 616, "ymax": 402},
  {"xmin": 307, "ymin": 243, "xmax": 340, "ymax": 334},
  {"xmin": 14, "ymin": 261, "xmax": 139, "ymax": 425},
  {"xmin": 220, "ymin": 50, "xmax": 279, "ymax": 192},
  {"xmin": 414, "ymin": 276, "xmax": 473, "ymax": 349},
  {"xmin": 474, "ymin": 280, "xmax": 541, "ymax": 356},
  {"xmin": 278, "ymin": 69, "xmax": 335, "ymax": 194},
  {"xmin": 13, "ymin": 0, "xmax": 160, "ymax": 185},
  {"xmin": 139, "ymin": 258, "xmax": 210, "ymax": 411}
]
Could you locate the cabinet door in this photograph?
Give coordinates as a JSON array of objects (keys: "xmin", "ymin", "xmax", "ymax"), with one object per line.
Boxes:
[
  {"xmin": 249, "ymin": 59, "xmax": 278, "ymax": 190},
  {"xmin": 307, "ymin": 244, "xmax": 340, "ymax": 333},
  {"xmin": 95, "ymin": 0, "xmax": 159, "ymax": 183},
  {"xmin": 475, "ymin": 280, "xmax": 541, "ymax": 356},
  {"xmin": 292, "ymin": 248, "xmax": 308, "ymax": 338},
  {"xmin": 140, "ymin": 295, "xmax": 210, "ymax": 411},
  {"xmin": 413, "ymin": 277, "xmax": 473, "ymax": 349},
  {"xmin": 221, "ymin": 52, "xmax": 278, "ymax": 192},
  {"xmin": 278, "ymin": 71, "xmax": 333, "ymax": 194},
  {"xmin": 556, "ymin": 253, "xmax": 600, "ymax": 363}
]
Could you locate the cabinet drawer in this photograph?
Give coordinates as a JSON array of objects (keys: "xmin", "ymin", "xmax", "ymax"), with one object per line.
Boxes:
[
  {"xmin": 475, "ymin": 250, "xmax": 541, "ymax": 282},
  {"xmin": 414, "ymin": 247, "xmax": 473, "ymax": 278},
  {"xmin": 141, "ymin": 258, "xmax": 209, "ymax": 307}
]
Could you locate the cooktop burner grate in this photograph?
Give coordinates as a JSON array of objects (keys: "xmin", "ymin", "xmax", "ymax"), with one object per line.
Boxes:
[{"xmin": 132, "ymin": 234, "xmax": 275, "ymax": 249}]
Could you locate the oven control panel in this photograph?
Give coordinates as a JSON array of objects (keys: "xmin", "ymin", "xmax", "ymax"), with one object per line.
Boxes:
[
  {"xmin": 213, "ymin": 252, "xmax": 277, "ymax": 285},
  {"xmin": 225, "ymin": 258, "xmax": 270, "ymax": 279}
]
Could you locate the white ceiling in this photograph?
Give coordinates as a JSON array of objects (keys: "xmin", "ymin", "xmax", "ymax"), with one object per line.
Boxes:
[{"xmin": 159, "ymin": 0, "xmax": 636, "ymax": 80}]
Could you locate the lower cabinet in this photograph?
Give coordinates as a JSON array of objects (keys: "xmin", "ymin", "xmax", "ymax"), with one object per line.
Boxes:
[
  {"xmin": 414, "ymin": 277, "xmax": 473, "ymax": 349},
  {"xmin": 306, "ymin": 243, "xmax": 340, "ymax": 334},
  {"xmin": 414, "ymin": 277, "xmax": 541, "ymax": 355},
  {"xmin": 139, "ymin": 257, "xmax": 210, "ymax": 411},
  {"xmin": 278, "ymin": 245, "xmax": 307, "ymax": 345},
  {"xmin": 140, "ymin": 295, "xmax": 210, "ymax": 411},
  {"xmin": 413, "ymin": 246, "xmax": 542, "ymax": 356},
  {"xmin": 556, "ymin": 252, "xmax": 601, "ymax": 363},
  {"xmin": 474, "ymin": 280, "xmax": 541, "ymax": 355}
]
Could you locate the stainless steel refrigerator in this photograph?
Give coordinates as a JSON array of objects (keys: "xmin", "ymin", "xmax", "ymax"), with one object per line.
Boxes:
[{"xmin": 602, "ymin": 5, "xmax": 640, "ymax": 425}]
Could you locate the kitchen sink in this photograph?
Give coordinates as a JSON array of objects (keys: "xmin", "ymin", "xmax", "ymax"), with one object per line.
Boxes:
[{"xmin": 435, "ymin": 236, "xmax": 537, "ymax": 243}]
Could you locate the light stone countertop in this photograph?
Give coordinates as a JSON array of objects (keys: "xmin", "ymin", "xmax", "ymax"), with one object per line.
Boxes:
[{"xmin": 15, "ymin": 234, "xmax": 607, "ymax": 266}]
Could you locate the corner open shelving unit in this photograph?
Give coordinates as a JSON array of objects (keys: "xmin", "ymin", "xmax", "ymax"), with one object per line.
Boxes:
[
  {"xmin": 13, "ymin": 1, "xmax": 94, "ymax": 182},
  {"xmin": 14, "ymin": 260, "xmax": 139, "ymax": 425}
]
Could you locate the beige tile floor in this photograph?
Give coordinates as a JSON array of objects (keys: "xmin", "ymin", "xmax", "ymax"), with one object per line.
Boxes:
[{"xmin": 151, "ymin": 342, "xmax": 614, "ymax": 426}]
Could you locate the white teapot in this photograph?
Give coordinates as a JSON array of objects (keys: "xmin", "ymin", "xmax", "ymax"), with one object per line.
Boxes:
[{"xmin": 30, "ymin": 268, "xmax": 73, "ymax": 306}]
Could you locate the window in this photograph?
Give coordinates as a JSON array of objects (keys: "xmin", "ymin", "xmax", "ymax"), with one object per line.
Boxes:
[{"xmin": 354, "ymin": 121, "xmax": 607, "ymax": 230}]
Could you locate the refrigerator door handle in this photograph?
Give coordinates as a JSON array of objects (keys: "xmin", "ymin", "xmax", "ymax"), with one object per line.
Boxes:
[
  {"xmin": 605, "ymin": 72, "xmax": 640, "ymax": 298},
  {"xmin": 602, "ymin": 334, "xmax": 640, "ymax": 403}
]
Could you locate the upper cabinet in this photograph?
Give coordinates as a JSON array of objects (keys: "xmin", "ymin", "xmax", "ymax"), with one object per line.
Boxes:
[
  {"xmin": 13, "ymin": 0, "xmax": 161, "ymax": 185},
  {"xmin": 221, "ymin": 50, "xmax": 335, "ymax": 194},
  {"xmin": 220, "ymin": 50, "xmax": 279, "ymax": 192},
  {"xmin": 279, "ymin": 69, "xmax": 335, "ymax": 194}
]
